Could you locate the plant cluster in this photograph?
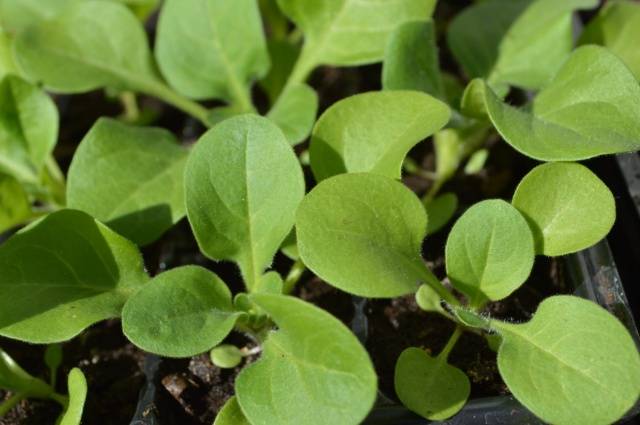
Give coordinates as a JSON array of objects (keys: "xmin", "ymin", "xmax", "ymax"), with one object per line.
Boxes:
[{"xmin": 0, "ymin": 0, "xmax": 639, "ymax": 424}]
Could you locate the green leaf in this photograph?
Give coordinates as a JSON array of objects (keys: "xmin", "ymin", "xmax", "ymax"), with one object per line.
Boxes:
[
  {"xmin": 58, "ymin": 368, "xmax": 87, "ymax": 425},
  {"xmin": 415, "ymin": 284, "xmax": 445, "ymax": 315},
  {"xmin": 67, "ymin": 118, "xmax": 188, "ymax": 246},
  {"xmin": 0, "ymin": 209, "xmax": 148, "ymax": 343},
  {"xmin": 155, "ymin": 0, "xmax": 269, "ymax": 103},
  {"xmin": 266, "ymin": 83, "xmax": 318, "ymax": 146},
  {"xmin": 0, "ymin": 29, "xmax": 19, "ymax": 79},
  {"xmin": 280, "ymin": 229, "xmax": 299, "ymax": 260},
  {"xmin": 512, "ymin": 163, "xmax": 615, "ymax": 256},
  {"xmin": 382, "ymin": 20, "xmax": 444, "ymax": 99},
  {"xmin": 0, "ymin": 348, "xmax": 51, "ymax": 397},
  {"xmin": 493, "ymin": 296, "xmax": 640, "ymax": 425},
  {"xmin": 297, "ymin": 173, "xmax": 429, "ymax": 298},
  {"xmin": 580, "ymin": 0, "xmax": 640, "ymax": 81},
  {"xmin": 122, "ymin": 265, "xmax": 240, "ymax": 358},
  {"xmin": 44, "ymin": 344, "xmax": 63, "ymax": 382},
  {"xmin": 310, "ymin": 91, "xmax": 450, "ymax": 181},
  {"xmin": 235, "ymin": 294, "xmax": 377, "ymax": 425},
  {"xmin": 259, "ymin": 40, "xmax": 299, "ymax": 104},
  {"xmin": 445, "ymin": 200, "xmax": 534, "ymax": 305},
  {"xmin": 0, "ymin": 0, "xmax": 78, "ymax": 34},
  {"xmin": 464, "ymin": 149, "xmax": 488, "ymax": 175},
  {"xmin": 14, "ymin": 1, "xmax": 162, "ymax": 94},
  {"xmin": 0, "ymin": 174, "xmax": 31, "ymax": 233},
  {"xmin": 185, "ymin": 115, "xmax": 305, "ymax": 291},
  {"xmin": 210, "ymin": 344, "xmax": 243, "ymax": 369},
  {"xmin": 474, "ymin": 46, "xmax": 640, "ymax": 161},
  {"xmin": 0, "ymin": 75, "xmax": 58, "ymax": 184},
  {"xmin": 277, "ymin": 0, "xmax": 435, "ymax": 78},
  {"xmin": 214, "ymin": 396, "xmax": 250, "ymax": 425},
  {"xmin": 255, "ymin": 271, "xmax": 283, "ymax": 295},
  {"xmin": 425, "ymin": 192, "xmax": 458, "ymax": 235},
  {"xmin": 395, "ymin": 347, "xmax": 470, "ymax": 420}
]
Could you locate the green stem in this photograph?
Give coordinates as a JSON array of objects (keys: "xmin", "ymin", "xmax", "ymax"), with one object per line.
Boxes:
[
  {"xmin": 279, "ymin": 43, "xmax": 315, "ymax": 98},
  {"xmin": 49, "ymin": 392, "xmax": 68, "ymax": 408},
  {"xmin": 119, "ymin": 91, "xmax": 141, "ymax": 123},
  {"xmin": 0, "ymin": 392, "xmax": 26, "ymax": 417},
  {"xmin": 437, "ymin": 326, "xmax": 464, "ymax": 361},
  {"xmin": 422, "ymin": 178, "xmax": 445, "ymax": 205},
  {"xmin": 283, "ymin": 259, "xmax": 306, "ymax": 294},
  {"xmin": 142, "ymin": 82, "xmax": 211, "ymax": 127},
  {"xmin": 416, "ymin": 265, "xmax": 460, "ymax": 307}
]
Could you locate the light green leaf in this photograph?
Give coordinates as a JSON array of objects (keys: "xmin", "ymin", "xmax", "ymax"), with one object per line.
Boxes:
[
  {"xmin": 395, "ymin": 347, "xmax": 470, "ymax": 420},
  {"xmin": 236, "ymin": 294, "xmax": 377, "ymax": 425},
  {"xmin": 155, "ymin": 0, "xmax": 269, "ymax": 103},
  {"xmin": 280, "ymin": 229, "xmax": 299, "ymax": 260},
  {"xmin": 310, "ymin": 91, "xmax": 450, "ymax": 181},
  {"xmin": 214, "ymin": 396, "xmax": 250, "ymax": 425},
  {"xmin": 58, "ymin": 368, "xmax": 87, "ymax": 425},
  {"xmin": 0, "ymin": 75, "xmax": 58, "ymax": 184},
  {"xmin": 0, "ymin": 348, "xmax": 51, "ymax": 397},
  {"xmin": 210, "ymin": 344, "xmax": 243, "ymax": 369},
  {"xmin": 382, "ymin": 20, "xmax": 444, "ymax": 99},
  {"xmin": 493, "ymin": 296, "xmax": 640, "ymax": 425},
  {"xmin": 580, "ymin": 0, "xmax": 640, "ymax": 81},
  {"xmin": 255, "ymin": 271, "xmax": 283, "ymax": 295},
  {"xmin": 14, "ymin": 1, "xmax": 162, "ymax": 94},
  {"xmin": 0, "ymin": 174, "xmax": 31, "ymax": 233},
  {"xmin": 426, "ymin": 192, "xmax": 458, "ymax": 235},
  {"xmin": 415, "ymin": 284, "xmax": 445, "ymax": 315},
  {"xmin": 445, "ymin": 200, "xmax": 534, "ymax": 305},
  {"xmin": 267, "ymin": 83, "xmax": 318, "ymax": 146},
  {"xmin": 0, "ymin": 0, "xmax": 78, "ymax": 34},
  {"xmin": 0, "ymin": 28, "xmax": 19, "ymax": 79},
  {"xmin": 277, "ymin": 0, "xmax": 434, "ymax": 78},
  {"xmin": 512, "ymin": 163, "xmax": 615, "ymax": 256},
  {"xmin": 185, "ymin": 115, "xmax": 305, "ymax": 291},
  {"xmin": 67, "ymin": 118, "xmax": 188, "ymax": 246},
  {"xmin": 474, "ymin": 46, "xmax": 640, "ymax": 161},
  {"xmin": 0, "ymin": 209, "xmax": 148, "ymax": 343},
  {"xmin": 464, "ymin": 149, "xmax": 488, "ymax": 174},
  {"xmin": 122, "ymin": 265, "xmax": 240, "ymax": 358},
  {"xmin": 297, "ymin": 173, "xmax": 429, "ymax": 298}
]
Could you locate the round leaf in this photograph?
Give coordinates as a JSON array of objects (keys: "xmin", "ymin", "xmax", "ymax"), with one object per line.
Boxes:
[
  {"xmin": 210, "ymin": 344, "xmax": 243, "ymax": 369},
  {"xmin": 512, "ymin": 162, "xmax": 615, "ymax": 256},
  {"xmin": 493, "ymin": 296, "xmax": 640, "ymax": 425},
  {"xmin": 445, "ymin": 200, "xmax": 534, "ymax": 304},
  {"xmin": 0, "ymin": 209, "xmax": 148, "ymax": 343},
  {"xmin": 67, "ymin": 118, "xmax": 188, "ymax": 246},
  {"xmin": 236, "ymin": 294, "xmax": 377, "ymax": 425},
  {"xmin": 395, "ymin": 347, "xmax": 470, "ymax": 420},
  {"xmin": 310, "ymin": 91, "xmax": 450, "ymax": 181},
  {"xmin": 296, "ymin": 173, "xmax": 429, "ymax": 298},
  {"xmin": 122, "ymin": 265, "xmax": 240, "ymax": 358},
  {"xmin": 185, "ymin": 115, "xmax": 305, "ymax": 291}
]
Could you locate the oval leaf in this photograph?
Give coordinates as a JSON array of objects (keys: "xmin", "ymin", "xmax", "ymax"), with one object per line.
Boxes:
[
  {"xmin": 310, "ymin": 91, "xmax": 450, "ymax": 181},
  {"xmin": 59, "ymin": 368, "xmax": 87, "ymax": 425},
  {"xmin": 476, "ymin": 46, "xmax": 640, "ymax": 161},
  {"xmin": 0, "ymin": 174, "xmax": 31, "ymax": 234},
  {"xmin": 235, "ymin": 294, "xmax": 377, "ymax": 425},
  {"xmin": 0, "ymin": 209, "xmax": 148, "ymax": 343},
  {"xmin": 512, "ymin": 162, "xmax": 615, "ymax": 256},
  {"xmin": 493, "ymin": 296, "xmax": 640, "ymax": 425},
  {"xmin": 267, "ymin": 83, "xmax": 318, "ymax": 145},
  {"xmin": 67, "ymin": 118, "xmax": 188, "ymax": 246},
  {"xmin": 297, "ymin": 173, "xmax": 429, "ymax": 298},
  {"xmin": 122, "ymin": 265, "xmax": 240, "ymax": 358},
  {"xmin": 426, "ymin": 192, "xmax": 458, "ymax": 235},
  {"xmin": 445, "ymin": 200, "xmax": 534, "ymax": 305},
  {"xmin": 156, "ymin": 0, "xmax": 269, "ymax": 102},
  {"xmin": 395, "ymin": 347, "xmax": 470, "ymax": 420},
  {"xmin": 185, "ymin": 114, "xmax": 305, "ymax": 291},
  {"xmin": 214, "ymin": 396, "xmax": 250, "ymax": 425}
]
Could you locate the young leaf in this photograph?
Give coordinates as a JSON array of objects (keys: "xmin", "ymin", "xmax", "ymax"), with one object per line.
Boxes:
[
  {"xmin": 415, "ymin": 284, "xmax": 445, "ymax": 315},
  {"xmin": 235, "ymin": 294, "xmax": 377, "ymax": 425},
  {"xmin": 0, "ymin": 209, "xmax": 148, "ymax": 343},
  {"xmin": 122, "ymin": 266, "xmax": 241, "ymax": 358},
  {"xmin": 210, "ymin": 345, "xmax": 243, "ymax": 369},
  {"xmin": 185, "ymin": 115, "xmax": 305, "ymax": 291},
  {"xmin": 445, "ymin": 200, "xmax": 534, "ymax": 305},
  {"xmin": 473, "ymin": 46, "xmax": 640, "ymax": 161},
  {"xmin": 14, "ymin": 1, "xmax": 161, "ymax": 94},
  {"xmin": 277, "ymin": 0, "xmax": 435, "ymax": 78},
  {"xmin": 0, "ymin": 348, "xmax": 51, "ymax": 397},
  {"xmin": 296, "ymin": 173, "xmax": 429, "ymax": 298},
  {"xmin": 0, "ymin": 75, "xmax": 58, "ymax": 184},
  {"xmin": 155, "ymin": 0, "xmax": 269, "ymax": 104},
  {"xmin": 382, "ymin": 20, "xmax": 444, "ymax": 99},
  {"xmin": 579, "ymin": 0, "xmax": 640, "ymax": 81},
  {"xmin": 0, "ymin": 0, "xmax": 77, "ymax": 34},
  {"xmin": 214, "ymin": 396, "xmax": 250, "ymax": 425},
  {"xmin": 395, "ymin": 347, "xmax": 470, "ymax": 420},
  {"xmin": 310, "ymin": 91, "xmax": 450, "ymax": 181},
  {"xmin": 426, "ymin": 192, "xmax": 458, "ymax": 235},
  {"xmin": 0, "ymin": 174, "xmax": 31, "ymax": 233},
  {"xmin": 59, "ymin": 368, "xmax": 87, "ymax": 425},
  {"xmin": 266, "ymin": 83, "xmax": 318, "ymax": 145},
  {"xmin": 512, "ymin": 163, "xmax": 615, "ymax": 256},
  {"xmin": 493, "ymin": 296, "xmax": 640, "ymax": 425},
  {"xmin": 67, "ymin": 118, "xmax": 188, "ymax": 246}
]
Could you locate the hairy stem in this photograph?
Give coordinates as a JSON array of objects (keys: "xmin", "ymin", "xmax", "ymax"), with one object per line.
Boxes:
[
  {"xmin": 283, "ymin": 259, "xmax": 306, "ymax": 294},
  {"xmin": 416, "ymin": 266, "xmax": 460, "ymax": 307},
  {"xmin": 437, "ymin": 326, "xmax": 464, "ymax": 361}
]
